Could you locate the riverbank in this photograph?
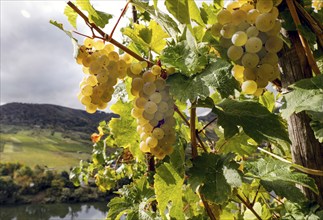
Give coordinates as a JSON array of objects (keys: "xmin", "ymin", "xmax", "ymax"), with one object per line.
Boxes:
[{"xmin": 0, "ymin": 163, "xmax": 114, "ymax": 205}]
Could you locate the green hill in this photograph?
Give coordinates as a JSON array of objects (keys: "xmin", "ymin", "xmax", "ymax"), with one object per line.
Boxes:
[{"xmin": 0, "ymin": 103, "xmax": 117, "ymax": 171}]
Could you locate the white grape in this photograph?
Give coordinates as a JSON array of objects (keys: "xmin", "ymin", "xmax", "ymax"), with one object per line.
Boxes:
[
  {"xmin": 227, "ymin": 45, "xmax": 244, "ymax": 61},
  {"xmin": 245, "ymin": 37, "xmax": 263, "ymax": 53},
  {"xmin": 231, "ymin": 31, "xmax": 248, "ymax": 46},
  {"xmin": 255, "ymin": 13, "xmax": 275, "ymax": 32},
  {"xmin": 242, "ymin": 53, "xmax": 259, "ymax": 68}
]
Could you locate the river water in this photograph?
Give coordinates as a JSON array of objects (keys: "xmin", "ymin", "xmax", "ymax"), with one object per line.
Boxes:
[{"xmin": 0, "ymin": 202, "xmax": 108, "ymax": 220}]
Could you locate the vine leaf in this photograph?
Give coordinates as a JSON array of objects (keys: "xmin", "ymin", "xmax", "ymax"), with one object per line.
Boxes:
[
  {"xmin": 169, "ymin": 137, "xmax": 186, "ymax": 176},
  {"xmin": 109, "ymin": 100, "xmax": 144, "ymax": 161},
  {"xmin": 199, "ymin": 59, "xmax": 240, "ymax": 98},
  {"xmin": 213, "ymin": 99, "xmax": 291, "ymax": 144},
  {"xmin": 122, "ymin": 20, "xmax": 169, "ymax": 54},
  {"xmin": 167, "ymin": 73, "xmax": 209, "ymax": 102},
  {"xmin": 64, "ymin": 5, "xmax": 78, "ymax": 29},
  {"xmin": 154, "ymin": 163, "xmax": 185, "ymax": 220},
  {"xmin": 76, "ymin": 0, "xmax": 112, "ymax": 28},
  {"xmin": 245, "ymin": 158, "xmax": 319, "ymax": 198},
  {"xmin": 259, "ymin": 91, "xmax": 276, "ymax": 112},
  {"xmin": 131, "ymin": 0, "xmax": 180, "ymax": 39},
  {"xmin": 161, "ymin": 41, "xmax": 209, "ymax": 76},
  {"xmin": 214, "ymin": 129, "xmax": 257, "ymax": 157},
  {"xmin": 107, "ymin": 177, "xmax": 157, "ymax": 220},
  {"xmin": 308, "ymin": 111, "xmax": 323, "ymax": 143},
  {"xmin": 188, "ymin": 153, "xmax": 242, "ymax": 204},
  {"xmin": 165, "ymin": 0, "xmax": 190, "ymax": 24},
  {"xmin": 281, "ymin": 74, "xmax": 323, "ymax": 119},
  {"xmin": 281, "ymin": 75, "xmax": 323, "ymax": 142},
  {"xmin": 200, "ymin": 2, "xmax": 220, "ymax": 25},
  {"xmin": 188, "ymin": 0, "xmax": 205, "ymax": 26}
]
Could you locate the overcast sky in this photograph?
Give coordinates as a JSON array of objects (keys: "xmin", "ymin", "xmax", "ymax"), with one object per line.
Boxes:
[{"xmin": 0, "ymin": 1, "xmax": 129, "ymax": 111}]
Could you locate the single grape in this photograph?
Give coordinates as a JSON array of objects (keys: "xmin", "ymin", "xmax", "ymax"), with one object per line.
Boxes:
[
  {"xmin": 149, "ymin": 92, "xmax": 162, "ymax": 104},
  {"xmin": 81, "ymin": 85, "xmax": 93, "ymax": 96},
  {"xmin": 231, "ymin": 10, "xmax": 247, "ymax": 26},
  {"xmin": 243, "ymin": 68, "xmax": 257, "ymax": 80},
  {"xmin": 256, "ymin": 63, "xmax": 274, "ymax": 80},
  {"xmin": 96, "ymin": 72, "xmax": 109, "ymax": 83},
  {"xmin": 153, "ymin": 128, "xmax": 165, "ymax": 140},
  {"xmin": 154, "ymin": 78, "xmax": 166, "ymax": 90},
  {"xmin": 144, "ymin": 101, "xmax": 158, "ymax": 114},
  {"xmin": 270, "ymin": 7, "xmax": 279, "ymax": 19},
  {"xmin": 246, "ymin": 26, "xmax": 259, "ymax": 37},
  {"xmin": 231, "ymin": 31, "xmax": 248, "ymax": 46},
  {"xmin": 245, "ymin": 37, "xmax": 263, "ymax": 53},
  {"xmin": 142, "ymin": 111, "xmax": 155, "ymax": 121},
  {"xmin": 255, "ymin": 13, "xmax": 275, "ymax": 32},
  {"xmin": 260, "ymin": 52, "xmax": 278, "ymax": 65},
  {"xmin": 132, "ymin": 77, "xmax": 144, "ymax": 92},
  {"xmin": 86, "ymin": 75, "xmax": 98, "ymax": 86},
  {"xmin": 241, "ymin": 80, "xmax": 258, "ymax": 94},
  {"xmin": 143, "ymin": 82, "xmax": 157, "ymax": 96},
  {"xmin": 256, "ymin": 0, "xmax": 273, "ymax": 13},
  {"xmin": 80, "ymin": 96, "xmax": 91, "ymax": 106},
  {"xmin": 227, "ymin": 45, "xmax": 244, "ymax": 61},
  {"xmin": 231, "ymin": 65, "xmax": 244, "ymax": 80},
  {"xmin": 135, "ymin": 97, "xmax": 148, "ymax": 109},
  {"xmin": 130, "ymin": 63, "xmax": 143, "ymax": 75},
  {"xmin": 86, "ymin": 103, "xmax": 97, "ymax": 114},
  {"xmin": 151, "ymin": 65, "xmax": 161, "ymax": 75},
  {"xmin": 146, "ymin": 136, "xmax": 158, "ymax": 148},
  {"xmin": 265, "ymin": 36, "xmax": 283, "ymax": 53},
  {"xmin": 142, "ymin": 71, "xmax": 155, "ymax": 82},
  {"xmin": 217, "ymin": 9, "xmax": 232, "ymax": 25},
  {"xmin": 83, "ymin": 38, "xmax": 94, "ymax": 48},
  {"xmin": 158, "ymin": 101, "xmax": 169, "ymax": 113},
  {"xmin": 242, "ymin": 53, "xmax": 260, "ymax": 68}
]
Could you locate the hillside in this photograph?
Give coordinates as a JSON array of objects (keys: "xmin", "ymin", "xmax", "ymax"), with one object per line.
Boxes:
[
  {"xmin": 0, "ymin": 102, "xmax": 117, "ymax": 133},
  {"xmin": 0, "ymin": 103, "xmax": 117, "ymax": 170}
]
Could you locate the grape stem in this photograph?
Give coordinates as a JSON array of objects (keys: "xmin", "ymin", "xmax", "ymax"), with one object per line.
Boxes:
[
  {"xmin": 108, "ymin": 0, "xmax": 131, "ymax": 41},
  {"xmin": 190, "ymin": 101, "xmax": 198, "ymax": 158},
  {"xmin": 66, "ymin": 1, "xmax": 153, "ymax": 66},
  {"xmin": 198, "ymin": 117, "xmax": 217, "ymax": 134},
  {"xmin": 236, "ymin": 193, "xmax": 262, "ymax": 220},
  {"xmin": 286, "ymin": 0, "xmax": 320, "ymax": 75},
  {"xmin": 293, "ymin": 1, "xmax": 323, "ymax": 50},
  {"xmin": 200, "ymin": 194, "xmax": 217, "ymax": 220},
  {"xmin": 174, "ymin": 105, "xmax": 208, "ymax": 153}
]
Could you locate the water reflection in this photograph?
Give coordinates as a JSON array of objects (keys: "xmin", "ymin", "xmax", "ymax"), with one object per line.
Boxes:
[{"xmin": 0, "ymin": 203, "xmax": 107, "ymax": 220}]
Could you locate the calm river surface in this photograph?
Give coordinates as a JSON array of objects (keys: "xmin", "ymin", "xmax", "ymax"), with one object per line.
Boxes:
[{"xmin": 0, "ymin": 202, "xmax": 108, "ymax": 220}]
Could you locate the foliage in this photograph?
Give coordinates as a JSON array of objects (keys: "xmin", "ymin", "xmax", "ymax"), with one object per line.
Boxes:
[{"xmin": 52, "ymin": 0, "xmax": 323, "ymax": 219}]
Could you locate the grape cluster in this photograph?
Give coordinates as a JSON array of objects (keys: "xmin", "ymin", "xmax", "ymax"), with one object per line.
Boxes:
[
  {"xmin": 211, "ymin": 0, "xmax": 283, "ymax": 95},
  {"xmin": 130, "ymin": 64, "xmax": 176, "ymax": 159},
  {"xmin": 76, "ymin": 38, "xmax": 132, "ymax": 113}
]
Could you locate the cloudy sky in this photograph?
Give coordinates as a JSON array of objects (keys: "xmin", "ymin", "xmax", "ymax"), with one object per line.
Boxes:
[{"xmin": 0, "ymin": 1, "xmax": 129, "ymax": 111}]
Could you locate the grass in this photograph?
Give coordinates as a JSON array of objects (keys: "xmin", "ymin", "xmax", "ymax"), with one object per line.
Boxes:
[{"xmin": 0, "ymin": 125, "xmax": 94, "ymax": 171}]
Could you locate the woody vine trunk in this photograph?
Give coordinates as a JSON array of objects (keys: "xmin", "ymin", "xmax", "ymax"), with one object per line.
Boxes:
[{"xmin": 279, "ymin": 31, "xmax": 323, "ymax": 207}]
